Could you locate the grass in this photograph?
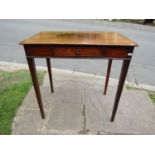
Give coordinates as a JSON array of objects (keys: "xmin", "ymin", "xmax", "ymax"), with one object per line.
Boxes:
[
  {"xmin": 0, "ymin": 70, "xmax": 46, "ymax": 134},
  {"xmin": 126, "ymin": 85, "xmax": 155, "ymax": 104},
  {"xmin": 148, "ymin": 92, "xmax": 155, "ymax": 103}
]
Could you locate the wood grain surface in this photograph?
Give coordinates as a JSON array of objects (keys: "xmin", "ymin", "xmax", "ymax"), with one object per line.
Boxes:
[{"xmin": 20, "ymin": 31, "xmax": 137, "ymax": 46}]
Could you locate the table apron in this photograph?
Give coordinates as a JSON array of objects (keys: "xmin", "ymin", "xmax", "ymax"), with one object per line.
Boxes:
[{"xmin": 24, "ymin": 46, "xmax": 133, "ymax": 60}]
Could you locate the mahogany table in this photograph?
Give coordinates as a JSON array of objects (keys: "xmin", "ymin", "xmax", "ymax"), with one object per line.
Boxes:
[{"xmin": 20, "ymin": 31, "xmax": 137, "ymax": 121}]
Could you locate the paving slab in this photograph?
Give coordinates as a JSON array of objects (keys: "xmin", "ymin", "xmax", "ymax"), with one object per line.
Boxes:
[
  {"xmin": 12, "ymin": 69, "xmax": 155, "ymax": 135},
  {"xmin": 12, "ymin": 109, "xmax": 45, "ymax": 135},
  {"xmin": 46, "ymin": 87, "xmax": 83, "ymax": 131},
  {"xmin": 85, "ymin": 88, "xmax": 155, "ymax": 134}
]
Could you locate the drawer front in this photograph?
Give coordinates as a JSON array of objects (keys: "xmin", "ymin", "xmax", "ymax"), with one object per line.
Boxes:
[
  {"xmin": 53, "ymin": 47, "xmax": 129, "ymax": 58},
  {"xmin": 25, "ymin": 46, "xmax": 129, "ymax": 59},
  {"xmin": 53, "ymin": 47, "xmax": 104, "ymax": 57}
]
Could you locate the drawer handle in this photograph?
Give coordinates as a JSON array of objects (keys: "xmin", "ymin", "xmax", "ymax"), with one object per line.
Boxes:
[{"xmin": 75, "ymin": 49, "xmax": 80, "ymax": 55}]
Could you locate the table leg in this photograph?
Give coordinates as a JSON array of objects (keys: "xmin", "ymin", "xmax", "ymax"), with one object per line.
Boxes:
[
  {"xmin": 110, "ymin": 60, "xmax": 131, "ymax": 121},
  {"xmin": 27, "ymin": 57, "xmax": 45, "ymax": 119},
  {"xmin": 46, "ymin": 58, "xmax": 54, "ymax": 93},
  {"xmin": 104, "ymin": 59, "xmax": 112, "ymax": 95}
]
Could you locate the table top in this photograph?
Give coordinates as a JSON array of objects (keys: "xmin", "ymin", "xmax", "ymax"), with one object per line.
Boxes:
[{"xmin": 20, "ymin": 31, "xmax": 137, "ymax": 46}]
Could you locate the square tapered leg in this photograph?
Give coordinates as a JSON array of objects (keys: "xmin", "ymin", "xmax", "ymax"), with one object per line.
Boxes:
[
  {"xmin": 104, "ymin": 59, "xmax": 112, "ymax": 95},
  {"xmin": 46, "ymin": 58, "xmax": 54, "ymax": 93}
]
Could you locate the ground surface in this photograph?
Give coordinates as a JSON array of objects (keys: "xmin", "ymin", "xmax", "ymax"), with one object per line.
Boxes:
[
  {"xmin": 12, "ymin": 68, "xmax": 155, "ymax": 135},
  {"xmin": 0, "ymin": 19, "xmax": 155, "ymax": 86}
]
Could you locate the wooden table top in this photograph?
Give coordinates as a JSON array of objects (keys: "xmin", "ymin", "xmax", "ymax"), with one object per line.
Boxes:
[{"xmin": 20, "ymin": 31, "xmax": 137, "ymax": 46}]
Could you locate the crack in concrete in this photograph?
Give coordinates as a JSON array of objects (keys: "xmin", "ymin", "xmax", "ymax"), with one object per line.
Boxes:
[
  {"xmin": 131, "ymin": 65, "xmax": 139, "ymax": 85},
  {"xmin": 39, "ymin": 95, "xmax": 54, "ymax": 132},
  {"xmin": 81, "ymin": 90, "xmax": 86, "ymax": 131},
  {"xmin": 127, "ymin": 64, "xmax": 139, "ymax": 85}
]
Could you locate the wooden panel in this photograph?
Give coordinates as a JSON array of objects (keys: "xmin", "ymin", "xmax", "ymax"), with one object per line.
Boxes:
[
  {"xmin": 104, "ymin": 47, "xmax": 128, "ymax": 58},
  {"xmin": 20, "ymin": 31, "xmax": 137, "ymax": 47},
  {"xmin": 25, "ymin": 46, "xmax": 53, "ymax": 57}
]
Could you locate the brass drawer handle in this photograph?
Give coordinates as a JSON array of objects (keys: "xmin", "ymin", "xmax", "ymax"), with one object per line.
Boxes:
[{"xmin": 75, "ymin": 49, "xmax": 80, "ymax": 55}]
